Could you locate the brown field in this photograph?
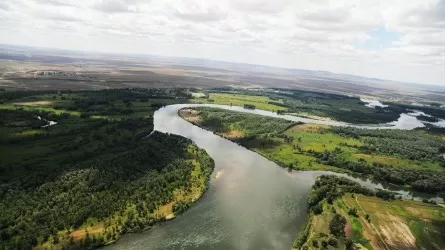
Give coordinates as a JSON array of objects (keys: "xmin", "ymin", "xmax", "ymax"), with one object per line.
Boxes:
[
  {"xmin": 14, "ymin": 100, "xmax": 53, "ymax": 106},
  {"xmin": 342, "ymin": 195, "xmax": 445, "ymax": 250},
  {"xmin": 287, "ymin": 123, "xmax": 329, "ymax": 133},
  {"xmin": 179, "ymin": 108, "xmax": 201, "ymax": 123},
  {"xmin": 2, "ymin": 46, "xmax": 445, "ymax": 103}
]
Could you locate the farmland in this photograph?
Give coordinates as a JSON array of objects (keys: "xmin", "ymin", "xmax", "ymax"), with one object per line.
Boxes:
[{"xmin": 297, "ymin": 175, "xmax": 445, "ymax": 250}]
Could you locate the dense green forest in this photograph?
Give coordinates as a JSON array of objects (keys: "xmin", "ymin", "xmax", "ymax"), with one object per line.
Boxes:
[
  {"xmin": 294, "ymin": 175, "xmax": 445, "ymax": 250},
  {"xmin": 0, "ymin": 89, "xmax": 214, "ymax": 249},
  {"xmin": 185, "ymin": 107, "xmax": 445, "ymax": 195}
]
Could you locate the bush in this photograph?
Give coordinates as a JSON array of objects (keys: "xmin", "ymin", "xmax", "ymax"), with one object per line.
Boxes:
[
  {"xmin": 328, "ymin": 237, "xmax": 338, "ymax": 247},
  {"xmin": 348, "ymin": 207, "xmax": 358, "ymax": 217},
  {"xmin": 312, "ymin": 203, "xmax": 323, "ymax": 215}
]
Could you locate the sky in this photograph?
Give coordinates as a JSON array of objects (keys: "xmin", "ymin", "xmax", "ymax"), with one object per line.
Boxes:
[{"xmin": 0, "ymin": 0, "xmax": 444, "ymax": 85}]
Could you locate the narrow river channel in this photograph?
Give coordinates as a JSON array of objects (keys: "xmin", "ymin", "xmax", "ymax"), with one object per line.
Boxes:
[{"xmin": 105, "ymin": 104, "xmax": 442, "ymax": 250}]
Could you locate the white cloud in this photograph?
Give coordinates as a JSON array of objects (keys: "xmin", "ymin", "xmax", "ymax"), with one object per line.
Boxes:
[{"xmin": 0, "ymin": 0, "xmax": 444, "ymax": 85}]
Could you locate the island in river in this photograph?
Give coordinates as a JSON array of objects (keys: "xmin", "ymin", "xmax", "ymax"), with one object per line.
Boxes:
[{"xmin": 179, "ymin": 107, "xmax": 445, "ymax": 249}]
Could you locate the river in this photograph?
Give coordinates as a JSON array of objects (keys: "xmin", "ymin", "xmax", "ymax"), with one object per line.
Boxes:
[{"xmin": 106, "ymin": 104, "xmax": 442, "ymax": 250}]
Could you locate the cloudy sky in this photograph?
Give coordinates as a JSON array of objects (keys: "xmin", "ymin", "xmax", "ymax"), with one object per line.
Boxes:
[{"xmin": 0, "ymin": 0, "xmax": 444, "ymax": 85}]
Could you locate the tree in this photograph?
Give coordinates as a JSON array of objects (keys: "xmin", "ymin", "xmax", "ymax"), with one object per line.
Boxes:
[
  {"xmin": 328, "ymin": 237, "xmax": 338, "ymax": 247},
  {"xmin": 348, "ymin": 207, "xmax": 358, "ymax": 217},
  {"xmin": 312, "ymin": 239, "xmax": 319, "ymax": 248},
  {"xmin": 365, "ymin": 214, "xmax": 371, "ymax": 222},
  {"xmin": 329, "ymin": 214, "xmax": 346, "ymax": 237}
]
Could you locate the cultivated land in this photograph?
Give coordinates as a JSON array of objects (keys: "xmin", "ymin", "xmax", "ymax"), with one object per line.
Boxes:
[
  {"xmin": 0, "ymin": 89, "xmax": 214, "ymax": 250},
  {"xmin": 297, "ymin": 175, "xmax": 445, "ymax": 250}
]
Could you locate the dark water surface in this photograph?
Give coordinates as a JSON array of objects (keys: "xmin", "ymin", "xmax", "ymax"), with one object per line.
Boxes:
[{"xmin": 106, "ymin": 104, "xmax": 441, "ymax": 250}]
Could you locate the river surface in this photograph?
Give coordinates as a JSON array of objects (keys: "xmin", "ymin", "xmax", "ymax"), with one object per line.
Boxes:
[{"xmin": 106, "ymin": 104, "xmax": 442, "ymax": 250}]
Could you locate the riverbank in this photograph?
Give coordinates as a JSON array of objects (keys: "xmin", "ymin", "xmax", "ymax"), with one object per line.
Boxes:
[{"xmin": 296, "ymin": 175, "xmax": 445, "ymax": 250}]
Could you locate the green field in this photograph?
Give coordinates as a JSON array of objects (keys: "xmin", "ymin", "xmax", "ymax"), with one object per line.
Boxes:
[
  {"xmin": 192, "ymin": 92, "xmax": 287, "ymax": 112},
  {"xmin": 185, "ymin": 107, "xmax": 445, "ymax": 194},
  {"xmin": 0, "ymin": 89, "xmax": 215, "ymax": 250}
]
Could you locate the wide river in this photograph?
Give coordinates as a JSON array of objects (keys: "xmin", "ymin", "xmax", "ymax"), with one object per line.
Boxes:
[{"xmin": 106, "ymin": 104, "xmax": 442, "ymax": 250}]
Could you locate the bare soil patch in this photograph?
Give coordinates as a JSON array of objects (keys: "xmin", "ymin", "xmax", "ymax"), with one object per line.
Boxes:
[
  {"xmin": 179, "ymin": 108, "xmax": 201, "ymax": 123},
  {"xmin": 222, "ymin": 130, "xmax": 244, "ymax": 139},
  {"xmin": 71, "ymin": 224, "xmax": 104, "ymax": 241},
  {"xmin": 378, "ymin": 214, "xmax": 417, "ymax": 249},
  {"xmin": 288, "ymin": 123, "xmax": 329, "ymax": 133}
]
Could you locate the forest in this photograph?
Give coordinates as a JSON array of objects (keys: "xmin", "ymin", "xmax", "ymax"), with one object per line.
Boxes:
[
  {"xmin": 0, "ymin": 89, "xmax": 214, "ymax": 249},
  {"xmin": 294, "ymin": 175, "xmax": 445, "ymax": 250},
  {"xmin": 186, "ymin": 107, "xmax": 445, "ymax": 195}
]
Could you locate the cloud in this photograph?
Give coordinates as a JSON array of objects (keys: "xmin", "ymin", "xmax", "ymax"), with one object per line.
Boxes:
[
  {"xmin": 0, "ymin": 0, "xmax": 444, "ymax": 85},
  {"xmin": 173, "ymin": 2, "xmax": 229, "ymax": 22},
  {"xmin": 92, "ymin": 0, "xmax": 139, "ymax": 13},
  {"xmin": 0, "ymin": 1, "xmax": 10, "ymax": 10}
]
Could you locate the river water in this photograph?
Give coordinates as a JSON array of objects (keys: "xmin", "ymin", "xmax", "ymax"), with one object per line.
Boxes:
[{"xmin": 106, "ymin": 104, "xmax": 442, "ymax": 250}]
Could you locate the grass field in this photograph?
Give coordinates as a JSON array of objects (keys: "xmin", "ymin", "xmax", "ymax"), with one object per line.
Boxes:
[{"xmin": 192, "ymin": 92, "xmax": 287, "ymax": 112}]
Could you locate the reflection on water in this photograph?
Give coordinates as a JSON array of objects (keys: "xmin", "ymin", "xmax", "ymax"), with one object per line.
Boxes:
[
  {"xmin": 106, "ymin": 104, "xmax": 443, "ymax": 250},
  {"xmin": 360, "ymin": 98, "xmax": 389, "ymax": 108}
]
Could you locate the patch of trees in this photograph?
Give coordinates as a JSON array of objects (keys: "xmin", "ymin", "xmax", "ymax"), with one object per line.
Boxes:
[
  {"xmin": 417, "ymin": 114, "xmax": 439, "ymax": 123},
  {"xmin": 308, "ymin": 175, "xmax": 383, "ymax": 210},
  {"xmin": 310, "ymin": 149, "xmax": 445, "ymax": 193},
  {"xmin": 293, "ymin": 222, "xmax": 311, "ymax": 249},
  {"xmin": 331, "ymin": 126, "xmax": 445, "ymax": 162},
  {"xmin": 296, "ymin": 175, "xmax": 395, "ymax": 249},
  {"xmin": 243, "ymin": 104, "xmax": 256, "ymax": 109},
  {"xmin": 197, "ymin": 108, "xmax": 295, "ymax": 137},
  {"xmin": 329, "ymin": 214, "xmax": 347, "ymax": 237},
  {"xmin": 389, "ymin": 102, "xmax": 445, "ymax": 120}
]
